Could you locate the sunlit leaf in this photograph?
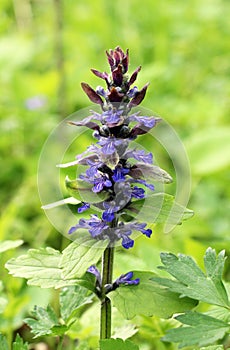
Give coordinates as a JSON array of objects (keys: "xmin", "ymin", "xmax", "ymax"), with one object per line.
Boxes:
[
  {"xmin": 110, "ymin": 271, "xmax": 196, "ymax": 320},
  {"xmin": 60, "ymin": 285, "xmax": 93, "ymax": 323},
  {"xmin": 60, "ymin": 236, "xmax": 108, "ymax": 279},
  {"xmin": 24, "ymin": 305, "xmax": 67, "ymax": 338},
  {"xmin": 162, "ymin": 312, "xmax": 229, "ymax": 348},
  {"xmin": 5, "ymin": 247, "xmax": 77, "ymax": 289},
  {"xmin": 5, "ymin": 245, "xmax": 99, "ymax": 291},
  {"xmin": 152, "ymin": 247, "xmax": 230, "ymax": 308}
]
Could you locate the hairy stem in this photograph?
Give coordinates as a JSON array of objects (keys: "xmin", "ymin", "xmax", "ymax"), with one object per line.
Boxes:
[{"xmin": 100, "ymin": 246, "xmax": 115, "ymax": 339}]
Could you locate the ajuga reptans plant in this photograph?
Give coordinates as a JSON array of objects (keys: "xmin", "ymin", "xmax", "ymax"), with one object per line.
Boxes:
[
  {"xmin": 6, "ymin": 47, "xmax": 201, "ymax": 349},
  {"xmin": 60, "ymin": 47, "xmax": 174, "ymax": 339}
]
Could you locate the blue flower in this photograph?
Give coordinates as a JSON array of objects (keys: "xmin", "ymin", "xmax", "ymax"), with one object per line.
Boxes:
[
  {"xmin": 113, "ymin": 221, "xmax": 152, "ymax": 249},
  {"xmin": 86, "ymin": 159, "xmax": 104, "ymax": 177},
  {"xmin": 128, "ymin": 113, "xmax": 157, "ymax": 128},
  {"xmin": 102, "ymin": 201, "xmax": 120, "ymax": 222},
  {"xmin": 129, "ymin": 222, "xmax": 152, "ymax": 237},
  {"xmin": 69, "ymin": 215, "xmax": 108, "ymax": 238},
  {"xmin": 131, "ymin": 186, "xmax": 145, "ymax": 199},
  {"xmin": 112, "ymin": 165, "xmax": 130, "ymax": 182},
  {"xmin": 79, "ymin": 172, "xmax": 112, "ymax": 193},
  {"xmin": 78, "ymin": 202, "xmax": 90, "ymax": 213},
  {"xmin": 102, "ymin": 109, "xmax": 124, "ymax": 126},
  {"xmin": 121, "ymin": 235, "xmax": 134, "ymax": 249},
  {"xmin": 115, "ymin": 271, "xmax": 140, "ymax": 286},
  {"xmin": 98, "ymin": 137, "xmax": 124, "ymax": 155},
  {"xmin": 93, "ymin": 174, "xmax": 112, "ymax": 193},
  {"xmin": 124, "ymin": 149, "xmax": 153, "ymax": 164}
]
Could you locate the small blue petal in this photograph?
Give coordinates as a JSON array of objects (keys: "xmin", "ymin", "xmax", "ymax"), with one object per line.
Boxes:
[
  {"xmin": 141, "ymin": 228, "xmax": 152, "ymax": 237},
  {"xmin": 122, "ymin": 236, "xmax": 134, "ymax": 249},
  {"xmin": 112, "ymin": 166, "xmax": 129, "ymax": 182},
  {"xmin": 78, "ymin": 203, "xmax": 90, "ymax": 213},
  {"xmin": 116, "ymin": 271, "xmax": 140, "ymax": 286},
  {"xmin": 131, "ymin": 186, "xmax": 145, "ymax": 199},
  {"xmin": 87, "ymin": 265, "xmax": 102, "ymax": 285},
  {"xmin": 68, "ymin": 226, "xmax": 77, "ymax": 234},
  {"xmin": 127, "ymin": 86, "xmax": 138, "ymax": 98},
  {"xmin": 102, "ymin": 211, "xmax": 115, "ymax": 222},
  {"xmin": 93, "ymin": 182, "xmax": 104, "ymax": 193}
]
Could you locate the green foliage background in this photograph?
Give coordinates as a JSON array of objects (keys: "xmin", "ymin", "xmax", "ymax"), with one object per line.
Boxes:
[{"xmin": 0, "ymin": 0, "xmax": 229, "ymax": 349}]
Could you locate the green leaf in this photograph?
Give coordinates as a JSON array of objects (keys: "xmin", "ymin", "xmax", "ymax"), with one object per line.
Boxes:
[
  {"xmin": 65, "ymin": 176, "xmax": 109, "ymax": 203},
  {"xmin": 0, "ymin": 334, "xmax": 8, "ymax": 350},
  {"xmin": 0, "ymin": 240, "xmax": 23, "ymax": 253},
  {"xmin": 110, "ymin": 271, "xmax": 196, "ymax": 320},
  {"xmin": 13, "ymin": 334, "xmax": 28, "ymax": 350},
  {"xmin": 24, "ymin": 305, "xmax": 63, "ymax": 338},
  {"xmin": 60, "ymin": 236, "xmax": 108, "ymax": 279},
  {"xmin": 100, "ymin": 338, "xmax": 139, "ymax": 350},
  {"xmin": 5, "ymin": 245, "xmax": 100, "ymax": 290},
  {"xmin": 152, "ymin": 247, "xmax": 230, "ymax": 308},
  {"xmin": 123, "ymin": 193, "xmax": 194, "ymax": 225},
  {"xmin": 5, "ymin": 247, "xmax": 78, "ymax": 289},
  {"xmin": 162, "ymin": 312, "xmax": 230, "ymax": 348},
  {"xmin": 206, "ymin": 305, "xmax": 230, "ymax": 323},
  {"xmin": 60, "ymin": 285, "xmax": 93, "ymax": 323}
]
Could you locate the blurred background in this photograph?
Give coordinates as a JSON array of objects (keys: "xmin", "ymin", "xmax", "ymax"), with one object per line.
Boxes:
[{"xmin": 0, "ymin": 0, "xmax": 230, "ymax": 349}]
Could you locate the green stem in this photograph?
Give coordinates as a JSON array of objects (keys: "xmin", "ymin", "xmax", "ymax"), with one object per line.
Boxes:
[
  {"xmin": 57, "ymin": 335, "xmax": 64, "ymax": 350},
  {"xmin": 100, "ymin": 246, "xmax": 115, "ymax": 339}
]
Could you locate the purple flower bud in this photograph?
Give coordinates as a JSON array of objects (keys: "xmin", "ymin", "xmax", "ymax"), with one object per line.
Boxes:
[
  {"xmin": 127, "ymin": 86, "xmax": 138, "ymax": 98},
  {"xmin": 107, "ymin": 87, "xmax": 124, "ymax": 102},
  {"xmin": 112, "ymin": 65, "xmax": 123, "ymax": 86},
  {"xmin": 91, "ymin": 69, "xmax": 109, "ymax": 81},
  {"xmin": 68, "ymin": 120, "xmax": 99, "ymax": 131},
  {"xmin": 96, "ymin": 86, "xmax": 108, "ymax": 98},
  {"xmin": 87, "ymin": 265, "xmax": 102, "ymax": 286},
  {"xmin": 115, "ymin": 271, "xmax": 140, "ymax": 286},
  {"xmin": 129, "ymin": 83, "xmax": 149, "ymax": 106},
  {"xmin": 128, "ymin": 66, "xmax": 141, "ymax": 86},
  {"xmin": 106, "ymin": 47, "xmax": 129, "ymax": 74},
  {"xmin": 81, "ymin": 82, "xmax": 104, "ymax": 105}
]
